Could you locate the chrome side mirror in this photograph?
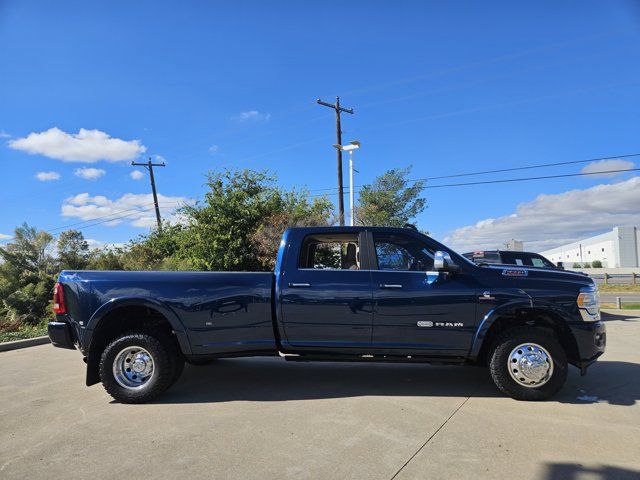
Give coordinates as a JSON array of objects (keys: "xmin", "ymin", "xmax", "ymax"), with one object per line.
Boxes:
[{"xmin": 434, "ymin": 250, "xmax": 460, "ymax": 273}]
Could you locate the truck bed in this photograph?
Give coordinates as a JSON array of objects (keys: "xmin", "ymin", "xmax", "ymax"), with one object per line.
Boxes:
[{"xmin": 59, "ymin": 270, "xmax": 277, "ymax": 355}]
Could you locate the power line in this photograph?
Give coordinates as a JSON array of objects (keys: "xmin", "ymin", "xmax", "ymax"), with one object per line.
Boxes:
[
  {"xmin": 0, "ymin": 201, "xmax": 185, "ymax": 244},
  {"xmin": 424, "ymin": 167, "xmax": 640, "ymax": 189},
  {"xmin": 3, "ymin": 154, "xmax": 638, "ymax": 245},
  {"xmin": 424, "ymin": 153, "xmax": 640, "ymax": 181},
  {"xmin": 46, "ymin": 201, "xmax": 161, "ymax": 234},
  {"xmin": 305, "ymin": 152, "xmax": 640, "ymax": 194},
  {"xmin": 306, "ymin": 166, "xmax": 640, "ymax": 197}
]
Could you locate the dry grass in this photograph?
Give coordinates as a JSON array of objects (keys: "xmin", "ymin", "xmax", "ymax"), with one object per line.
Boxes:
[{"xmin": 597, "ymin": 284, "xmax": 640, "ymax": 293}]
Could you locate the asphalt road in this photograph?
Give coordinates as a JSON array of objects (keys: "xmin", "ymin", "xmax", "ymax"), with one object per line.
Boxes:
[{"xmin": 1, "ymin": 312, "xmax": 639, "ymax": 480}]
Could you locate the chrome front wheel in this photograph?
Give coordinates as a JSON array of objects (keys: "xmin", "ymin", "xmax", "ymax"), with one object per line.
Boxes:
[
  {"xmin": 507, "ymin": 342, "xmax": 554, "ymax": 388},
  {"xmin": 112, "ymin": 346, "xmax": 155, "ymax": 389}
]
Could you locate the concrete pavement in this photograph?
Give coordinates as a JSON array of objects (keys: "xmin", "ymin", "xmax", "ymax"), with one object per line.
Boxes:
[{"xmin": 1, "ymin": 312, "xmax": 639, "ymax": 480}]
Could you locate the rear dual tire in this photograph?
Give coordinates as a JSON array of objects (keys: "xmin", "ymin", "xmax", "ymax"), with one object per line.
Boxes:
[{"xmin": 99, "ymin": 331, "xmax": 184, "ymax": 404}]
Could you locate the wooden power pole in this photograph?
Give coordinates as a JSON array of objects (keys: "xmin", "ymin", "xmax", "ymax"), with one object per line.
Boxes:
[
  {"xmin": 317, "ymin": 96, "xmax": 354, "ymax": 226},
  {"xmin": 131, "ymin": 158, "xmax": 166, "ymax": 231}
]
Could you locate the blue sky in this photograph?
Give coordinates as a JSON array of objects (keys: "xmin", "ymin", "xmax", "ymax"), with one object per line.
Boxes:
[{"xmin": 2, "ymin": 1, "xmax": 640, "ymax": 253}]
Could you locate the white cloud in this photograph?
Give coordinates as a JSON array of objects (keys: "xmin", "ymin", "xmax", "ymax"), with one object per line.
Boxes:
[
  {"xmin": 35, "ymin": 171, "xmax": 61, "ymax": 181},
  {"xmin": 85, "ymin": 238, "xmax": 125, "ymax": 251},
  {"xmin": 209, "ymin": 145, "xmax": 219, "ymax": 154},
  {"xmin": 444, "ymin": 176, "xmax": 640, "ymax": 253},
  {"xmin": 61, "ymin": 192, "xmax": 191, "ymax": 228},
  {"xmin": 130, "ymin": 170, "xmax": 145, "ymax": 180},
  {"xmin": 74, "ymin": 167, "xmax": 106, "ymax": 180},
  {"xmin": 9, "ymin": 127, "xmax": 146, "ymax": 163},
  {"xmin": 0, "ymin": 130, "xmax": 10, "ymax": 138},
  {"xmin": 580, "ymin": 159, "xmax": 635, "ymax": 178},
  {"xmin": 0, "ymin": 233, "xmax": 11, "ymax": 239},
  {"xmin": 232, "ymin": 110, "xmax": 271, "ymax": 122}
]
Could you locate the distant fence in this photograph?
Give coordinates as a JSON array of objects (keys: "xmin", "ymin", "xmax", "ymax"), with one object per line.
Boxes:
[{"xmin": 588, "ymin": 273, "xmax": 638, "ymax": 285}]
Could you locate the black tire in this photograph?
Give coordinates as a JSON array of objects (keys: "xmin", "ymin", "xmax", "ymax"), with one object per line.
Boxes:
[
  {"xmin": 146, "ymin": 328, "xmax": 185, "ymax": 390},
  {"xmin": 488, "ymin": 326, "xmax": 568, "ymax": 401},
  {"xmin": 99, "ymin": 331, "xmax": 178, "ymax": 404},
  {"xmin": 186, "ymin": 357, "xmax": 216, "ymax": 366},
  {"xmin": 169, "ymin": 354, "xmax": 185, "ymax": 387}
]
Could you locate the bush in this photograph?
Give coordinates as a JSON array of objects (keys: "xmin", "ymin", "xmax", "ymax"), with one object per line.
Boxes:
[
  {"xmin": 582, "ymin": 262, "xmax": 591, "ymax": 268},
  {"xmin": 591, "ymin": 260, "xmax": 603, "ymax": 268}
]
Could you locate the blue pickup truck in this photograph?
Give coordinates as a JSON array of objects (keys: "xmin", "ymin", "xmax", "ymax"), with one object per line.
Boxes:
[{"xmin": 49, "ymin": 226, "xmax": 605, "ymax": 403}]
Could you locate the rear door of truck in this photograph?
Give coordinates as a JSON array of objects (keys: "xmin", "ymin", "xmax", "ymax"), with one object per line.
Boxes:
[{"xmin": 278, "ymin": 228, "xmax": 373, "ymax": 350}]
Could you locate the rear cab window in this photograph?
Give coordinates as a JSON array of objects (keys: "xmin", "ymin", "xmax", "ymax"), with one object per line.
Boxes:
[
  {"xmin": 466, "ymin": 251, "xmax": 502, "ymax": 265},
  {"xmin": 299, "ymin": 233, "xmax": 361, "ymax": 270}
]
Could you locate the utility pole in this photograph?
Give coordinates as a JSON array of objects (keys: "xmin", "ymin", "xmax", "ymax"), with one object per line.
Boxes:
[
  {"xmin": 317, "ymin": 96, "xmax": 354, "ymax": 226},
  {"xmin": 131, "ymin": 158, "xmax": 166, "ymax": 231}
]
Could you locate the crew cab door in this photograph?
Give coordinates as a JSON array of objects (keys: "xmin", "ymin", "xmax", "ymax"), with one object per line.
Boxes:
[
  {"xmin": 368, "ymin": 231, "xmax": 477, "ymax": 354},
  {"xmin": 278, "ymin": 230, "xmax": 373, "ymax": 349}
]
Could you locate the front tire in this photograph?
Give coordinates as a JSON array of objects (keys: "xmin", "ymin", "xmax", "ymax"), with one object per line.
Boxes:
[
  {"xmin": 99, "ymin": 332, "xmax": 177, "ymax": 404},
  {"xmin": 488, "ymin": 326, "xmax": 568, "ymax": 401}
]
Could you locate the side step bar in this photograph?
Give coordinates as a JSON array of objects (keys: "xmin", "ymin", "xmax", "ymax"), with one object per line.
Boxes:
[{"xmin": 278, "ymin": 352, "xmax": 466, "ymax": 365}]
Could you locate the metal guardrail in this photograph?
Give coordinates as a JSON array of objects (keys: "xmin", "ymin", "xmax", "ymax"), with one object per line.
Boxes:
[
  {"xmin": 612, "ymin": 296, "xmax": 640, "ymax": 308},
  {"xmin": 586, "ymin": 273, "xmax": 638, "ymax": 285}
]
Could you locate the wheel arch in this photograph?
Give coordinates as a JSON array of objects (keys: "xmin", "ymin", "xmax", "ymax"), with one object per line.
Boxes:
[
  {"xmin": 84, "ymin": 297, "xmax": 191, "ymax": 386},
  {"xmin": 470, "ymin": 305, "xmax": 580, "ymax": 367}
]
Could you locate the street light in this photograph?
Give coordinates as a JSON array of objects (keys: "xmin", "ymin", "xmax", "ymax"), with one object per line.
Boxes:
[{"xmin": 333, "ymin": 141, "xmax": 361, "ymax": 226}]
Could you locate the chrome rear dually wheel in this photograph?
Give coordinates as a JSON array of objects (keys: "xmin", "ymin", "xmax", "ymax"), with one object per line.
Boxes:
[
  {"xmin": 99, "ymin": 331, "xmax": 181, "ymax": 404},
  {"xmin": 113, "ymin": 346, "xmax": 156, "ymax": 389}
]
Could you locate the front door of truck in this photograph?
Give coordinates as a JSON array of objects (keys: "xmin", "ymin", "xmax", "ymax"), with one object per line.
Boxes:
[
  {"xmin": 369, "ymin": 231, "xmax": 477, "ymax": 354},
  {"xmin": 279, "ymin": 231, "xmax": 373, "ymax": 349}
]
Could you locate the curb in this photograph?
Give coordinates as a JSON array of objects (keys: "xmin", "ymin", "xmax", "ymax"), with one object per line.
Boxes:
[{"xmin": 0, "ymin": 336, "xmax": 50, "ymax": 352}]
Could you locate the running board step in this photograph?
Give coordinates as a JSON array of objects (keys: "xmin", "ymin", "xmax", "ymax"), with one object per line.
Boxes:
[{"xmin": 277, "ymin": 353, "xmax": 466, "ymax": 364}]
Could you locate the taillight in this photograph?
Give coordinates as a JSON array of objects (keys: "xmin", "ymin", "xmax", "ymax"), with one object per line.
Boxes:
[{"xmin": 53, "ymin": 282, "xmax": 67, "ymax": 314}]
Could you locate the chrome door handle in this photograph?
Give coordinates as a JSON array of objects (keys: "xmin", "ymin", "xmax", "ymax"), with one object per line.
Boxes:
[
  {"xmin": 380, "ymin": 284, "xmax": 403, "ymax": 289},
  {"xmin": 288, "ymin": 282, "xmax": 311, "ymax": 288}
]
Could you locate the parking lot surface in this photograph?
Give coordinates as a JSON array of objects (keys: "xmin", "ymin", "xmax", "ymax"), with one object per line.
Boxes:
[{"xmin": 1, "ymin": 311, "xmax": 639, "ymax": 480}]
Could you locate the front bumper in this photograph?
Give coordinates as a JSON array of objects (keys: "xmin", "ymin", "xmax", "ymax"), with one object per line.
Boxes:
[
  {"xmin": 48, "ymin": 321, "xmax": 76, "ymax": 350},
  {"xmin": 568, "ymin": 320, "xmax": 606, "ymax": 375}
]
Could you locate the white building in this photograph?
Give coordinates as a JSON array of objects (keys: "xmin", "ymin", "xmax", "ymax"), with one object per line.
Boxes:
[
  {"xmin": 505, "ymin": 239, "xmax": 524, "ymax": 252},
  {"xmin": 540, "ymin": 226, "xmax": 640, "ymax": 268}
]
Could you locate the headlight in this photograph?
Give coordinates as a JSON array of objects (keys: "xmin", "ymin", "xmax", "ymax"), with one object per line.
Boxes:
[{"xmin": 577, "ymin": 286, "xmax": 600, "ymax": 321}]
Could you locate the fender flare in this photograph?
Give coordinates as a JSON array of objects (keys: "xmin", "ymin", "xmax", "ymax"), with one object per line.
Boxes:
[
  {"xmin": 85, "ymin": 296, "xmax": 192, "ymax": 355},
  {"xmin": 468, "ymin": 299, "xmax": 534, "ymax": 361},
  {"xmin": 84, "ymin": 297, "xmax": 192, "ymax": 387}
]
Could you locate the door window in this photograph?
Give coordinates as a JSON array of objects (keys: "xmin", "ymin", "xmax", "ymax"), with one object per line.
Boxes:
[
  {"xmin": 373, "ymin": 233, "xmax": 435, "ymax": 271},
  {"xmin": 299, "ymin": 234, "xmax": 361, "ymax": 270}
]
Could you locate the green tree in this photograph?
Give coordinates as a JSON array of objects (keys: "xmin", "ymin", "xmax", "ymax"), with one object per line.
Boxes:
[
  {"xmin": 57, "ymin": 230, "xmax": 90, "ymax": 270},
  {"xmin": 121, "ymin": 224, "xmax": 189, "ymax": 271},
  {"xmin": 87, "ymin": 248, "xmax": 126, "ymax": 270},
  {"xmin": 356, "ymin": 166, "xmax": 426, "ymax": 227},
  {"xmin": 251, "ymin": 192, "xmax": 334, "ymax": 270},
  {"xmin": 176, "ymin": 169, "xmax": 333, "ymax": 271},
  {"xmin": 0, "ymin": 223, "xmax": 56, "ymax": 326}
]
